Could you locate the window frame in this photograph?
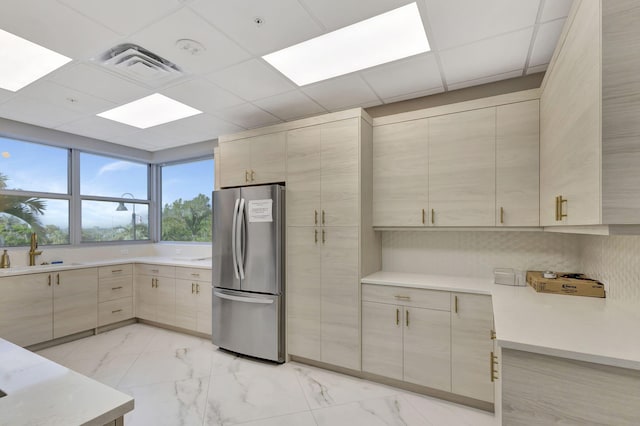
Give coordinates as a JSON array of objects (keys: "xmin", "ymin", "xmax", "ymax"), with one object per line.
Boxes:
[{"xmin": 158, "ymin": 155, "xmax": 214, "ymax": 244}]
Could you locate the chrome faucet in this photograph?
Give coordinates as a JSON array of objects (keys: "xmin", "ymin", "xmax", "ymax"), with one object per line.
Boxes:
[{"xmin": 28, "ymin": 232, "xmax": 42, "ymax": 266}]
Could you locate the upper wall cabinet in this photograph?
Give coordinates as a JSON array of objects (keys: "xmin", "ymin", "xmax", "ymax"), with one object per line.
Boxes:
[
  {"xmin": 372, "ymin": 91, "xmax": 540, "ymax": 228},
  {"xmin": 540, "ymin": 0, "xmax": 640, "ymax": 232},
  {"xmin": 219, "ymin": 132, "xmax": 286, "ymax": 188}
]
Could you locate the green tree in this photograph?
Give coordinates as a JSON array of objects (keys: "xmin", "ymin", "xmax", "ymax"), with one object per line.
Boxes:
[
  {"xmin": 0, "ymin": 172, "xmax": 47, "ymax": 246},
  {"xmin": 162, "ymin": 194, "xmax": 212, "ymax": 242}
]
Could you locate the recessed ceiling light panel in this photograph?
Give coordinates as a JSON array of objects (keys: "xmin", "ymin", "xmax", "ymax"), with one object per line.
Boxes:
[
  {"xmin": 263, "ymin": 2, "xmax": 430, "ymax": 86},
  {"xmin": 0, "ymin": 29, "xmax": 72, "ymax": 92},
  {"xmin": 97, "ymin": 93, "xmax": 202, "ymax": 129}
]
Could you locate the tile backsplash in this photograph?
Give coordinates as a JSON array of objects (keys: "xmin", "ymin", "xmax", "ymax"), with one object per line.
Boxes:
[
  {"xmin": 579, "ymin": 235, "xmax": 640, "ymax": 303},
  {"xmin": 381, "ymin": 230, "xmax": 640, "ymax": 303},
  {"xmin": 381, "ymin": 231, "xmax": 581, "ymax": 279}
]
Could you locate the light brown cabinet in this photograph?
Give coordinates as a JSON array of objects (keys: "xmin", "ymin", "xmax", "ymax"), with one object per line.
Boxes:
[
  {"xmin": 135, "ymin": 264, "xmax": 175, "ymax": 326},
  {"xmin": 0, "ymin": 272, "xmax": 53, "ymax": 347},
  {"xmin": 362, "ymin": 285, "xmax": 451, "ymax": 391},
  {"xmin": 540, "ymin": 0, "xmax": 640, "ymax": 230},
  {"xmin": 175, "ymin": 267, "xmax": 212, "ymax": 335},
  {"xmin": 451, "ymin": 293, "xmax": 494, "ymax": 403},
  {"xmin": 53, "ymin": 268, "xmax": 98, "ymax": 339},
  {"xmin": 219, "ymin": 132, "xmax": 286, "ymax": 188},
  {"xmin": 98, "ymin": 264, "xmax": 133, "ymax": 327}
]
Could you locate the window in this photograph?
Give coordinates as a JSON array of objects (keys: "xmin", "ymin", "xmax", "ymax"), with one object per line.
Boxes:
[
  {"xmin": 0, "ymin": 137, "xmax": 70, "ymax": 246},
  {"xmin": 161, "ymin": 158, "xmax": 214, "ymax": 242},
  {"xmin": 80, "ymin": 153, "xmax": 150, "ymax": 242}
]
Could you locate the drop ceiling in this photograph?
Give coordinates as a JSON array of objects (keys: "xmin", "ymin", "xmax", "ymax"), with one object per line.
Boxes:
[{"xmin": 0, "ymin": 0, "xmax": 572, "ymax": 152}]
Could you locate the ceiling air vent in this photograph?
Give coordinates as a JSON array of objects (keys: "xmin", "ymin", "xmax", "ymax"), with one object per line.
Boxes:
[{"xmin": 95, "ymin": 43, "xmax": 183, "ymax": 87}]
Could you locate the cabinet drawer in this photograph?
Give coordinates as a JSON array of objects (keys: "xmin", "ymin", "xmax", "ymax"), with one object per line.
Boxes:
[
  {"xmin": 362, "ymin": 284, "xmax": 450, "ymax": 311},
  {"xmin": 98, "ymin": 298, "xmax": 133, "ymax": 326},
  {"xmin": 175, "ymin": 267, "xmax": 211, "ymax": 282},
  {"xmin": 135, "ymin": 264, "xmax": 175, "ymax": 278},
  {"xmin": 99, "ymin": 276, "xmax": 133, "ymax": 302},
  {"xmin": 98, "ymin": 264, "xmax": 133, "ymax": 278}
]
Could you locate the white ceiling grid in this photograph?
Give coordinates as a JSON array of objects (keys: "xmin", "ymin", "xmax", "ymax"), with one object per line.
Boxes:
[{"xmin": 0, "ymin": 0, "xmax": 573, "ymax": 151}]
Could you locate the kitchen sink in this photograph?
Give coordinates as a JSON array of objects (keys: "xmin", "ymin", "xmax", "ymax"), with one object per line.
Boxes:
[{"xmin": 0, "ymin": 262, "xmax": 85, "ymax": 274}]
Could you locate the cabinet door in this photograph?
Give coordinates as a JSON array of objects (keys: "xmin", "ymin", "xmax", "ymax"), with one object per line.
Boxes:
[
  {"xmin": 250, "ymin": 132, "xmax": 286, "ymax": 184},
  {"xmin": 155, "ymin": 276, "xmax": 176, "ymax": 326},
  {"xmin": 321, "ymin": 119, "xmax": 359, "ymax": 226},
  {"xmin": 540, "ymin": 0, "xmax": 600, "ymax": 226},
  {"xmin": 362, "ymin": 301, "xmax": 403, "ymax": 380},
  {"xmin": 429, "ymin": 108, "xmax": 496, "ymax": 226},
  {"xmin": 0, "ymin": 273, "xmax": 52, "ymax": 347},
  {"xmin": 373, "ymin": 119, "xmax": 429, "ymax": 227},
  {"xmin": 175, "ymin": 279, "xmax": 197, "ymax": 331},
  {"xmin": 403, "ymin": 306, "xmax": 451, "ymax": 391},
  {"xmin": 219, "ymin": 138, "xmax": 251, "ymax": 188},
  {"xmin": 451, "ymin": 293, "xmax": 494, "ymax": 403},
  {"xmin": 286, "ymin": 126, "xmax": 321, "ymax": 226},
  {"xmin": 135, "ymin": 275, "xmax": 156, "ymax": 321},
  {"xmin": 196, "ymin": 281, "xmax": 212, "ymax": 335},
  {"xmin": 321, "ymin": 226, "xmax": 360, "ymax": 370},
  {"xmin": 286, "ymin": 226, "xmax": 321, "ymax": 360},
  {"xmin": 497, "ymin": 100, "xmax": 540, "ymax": 227},
  {"xmin": 53, "ymin": 268, "xmax": 98, "ymax": 339}
]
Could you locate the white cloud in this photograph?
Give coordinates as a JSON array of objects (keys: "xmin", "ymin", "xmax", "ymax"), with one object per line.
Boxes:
[{"xmin": 97, "ymin": 160, "xmax": 136, "ymax": 176}]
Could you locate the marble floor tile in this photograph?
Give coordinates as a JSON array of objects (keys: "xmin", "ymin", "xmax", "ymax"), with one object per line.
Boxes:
[
  {"xmin": 58, "ymin": 352, "xmax": 139, "ymax": 387},
  {"xmin": 403, "ymin": 392, "xmax": 498, "ymax": 426},
  {"xmin": 235, "ymin": 411, "xmax": 318, "ymax": 426},
  {"xmin": 311, "ymin": 395, "xmax": 428, "ymax": 426},
  {"xmin": 204, "ymin": 367, "xmax": 309, "ymax": 425},
  {"xmin": 144, "ymin": 327, "xmax": 214, "ymax": 354},
  {"xmin": 36, "ymin": 342, "xmax": 76, "ymax": 363},
  {"xmin": 294, "ymin": 363, "xmax": 398, "ymax": 409},
  {"xmin": 121, "ymin": 376, "xmax": 209, "ymax": 426},
  {"xmin": 62, "ymin": 324, "xmax": 157, "ymax": 361},
  {"xmin": 119, "ymin": 346, "xmax": 213, "ymax": 388}
]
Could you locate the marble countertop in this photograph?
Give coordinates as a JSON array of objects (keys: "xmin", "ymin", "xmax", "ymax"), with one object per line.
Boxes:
[
  {"xmin": 0, "ymin": 256, "xmax": 212, "ymax": 277},
  {"xmin": 0, "ymin": 337, "xmax": 133, "ymax": 426},
  {"xmin": 362, "ymin": 271, "xmax": 640, "ymax": 371}
]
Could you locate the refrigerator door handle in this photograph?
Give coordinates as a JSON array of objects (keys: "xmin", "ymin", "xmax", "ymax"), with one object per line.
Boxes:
[
  {"xmin": 214, "ymin": 291, "xmax": 274, "ymax": 304},
  {"xmin": 231, "ymin": 198, "xmax": 240, "ymax": 279},
  {"xmin": 237, "ymin": 198, "xmax": 246, "ymax": 279}
]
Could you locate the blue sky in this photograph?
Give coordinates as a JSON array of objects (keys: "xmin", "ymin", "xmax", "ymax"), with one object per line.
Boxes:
[{"xmin": 1, "ymin": 137, "xmax": 214, "ymax": 228}]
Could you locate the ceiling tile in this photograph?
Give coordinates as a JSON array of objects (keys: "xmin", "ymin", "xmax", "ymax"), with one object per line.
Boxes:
[
  {"xmin": 214, "ymin": 103, "xmax": 281, "ymax": 129},
  {"xmin": 447, "ymin": 69, "xmax": 524, "ymax": 91},
  {"xmin": 0, "ymin": 0, "xmax": 120, "ymax": 59},
  {"xmin": 109, "ymin": 128, "xmax": 185, "ymax": 151},
  {"xmin": 302, "ymin": 74, "xmax": 381, "ymax": 111},
  {"xmin": 17, "ymin": 80, "xmax": 117, "ymax": 114},
  {"xmin": 49, "ymin": 64, "xmax": 152, "ymax": 104},
  {"xmin": 0, "ymin": 96, "xmax": 81, "ymax": 128},
  {"xmin": 160, "ymin": 78, "xmax": 245, "ymax": 113},
  {"xmin": 300, "ymin": 0, "xmax": 414, "ymax": 31},
  {"xmin": 253, "ymin": 90, "xmax": 326, "ymax": 121},
  {"xmin": 361, "ymin": 53, "xmax": 443, "ymax": 100},
  {"xmin": 59, "ymin": 0, "xmax": 183, "ymax": 36},
  {"xmin": 54, "ymin": 116, "xmax": 140, "ymax": 140},
  {"xmin": 151, "ymin": 113, "xmax": 242, "ymax": 144},
  {"xmin": 530, "ymin": 19, "xmax": 565, "ymax": 67},
  {"xmin": 540, "ymin": 0, "xmax": 573, "ymax": 22},
  {"xmin": 424, "ymin": 0, "xmax": 540, "ymax": 50},
  {"xmin": 131, "ymin": 8, "xmax": 251, "ymax": 75},
  {"xmin": 206, "ymin": 59, "xmax": 295, "ymax": 101},
  {"xmin": 191, "ymin": 0, "xmax": 323, "ymax": 55},
  {"xmin": 439, "ymin": 28, "xmax": 533, "ymax": 85}
]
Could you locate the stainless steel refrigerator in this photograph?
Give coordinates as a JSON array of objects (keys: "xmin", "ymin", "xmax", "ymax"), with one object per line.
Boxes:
[{"xmin": 212, "ymin": 184, "xmax": 285, "ymax": 362}]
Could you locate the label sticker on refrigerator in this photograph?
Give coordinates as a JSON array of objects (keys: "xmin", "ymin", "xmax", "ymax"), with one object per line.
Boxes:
[{"xmin": 248, "ymin": 199, "xmax": 273, "ymax": 222}]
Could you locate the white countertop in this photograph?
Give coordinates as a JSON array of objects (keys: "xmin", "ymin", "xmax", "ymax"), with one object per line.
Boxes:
[
  {"xmin": 362, "ymin": 271, "xmax": 640, "ymax": 371},
  {"xmin": 0, "ymin": 256, "xmax": 212, "ymax": 277},
  {"xmin": 0, "ymin": 337, "xmax": 133, "ymax": 426}
]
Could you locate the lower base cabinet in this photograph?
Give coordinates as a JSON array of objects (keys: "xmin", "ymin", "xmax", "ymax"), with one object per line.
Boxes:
[
  {"xmin": 135, "ymin": 265, "xmax": 176, "ymax": 326},
  {"xmin": 53, "ymin": 268, "xmax": 98, "ymax": 339},
  {"xmin": 362, "ymin": 284, "xmax": 494, "ymax": 403}
]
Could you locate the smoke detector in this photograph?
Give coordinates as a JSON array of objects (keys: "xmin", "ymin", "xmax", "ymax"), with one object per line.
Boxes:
[{"xmin": 95, "ymin": 43, "xmax": 183, "ymax": 87}]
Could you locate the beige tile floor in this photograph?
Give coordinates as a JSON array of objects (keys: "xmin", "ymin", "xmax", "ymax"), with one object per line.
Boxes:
[{"xmin": 37, "ymin": 323, "xmax": 498, "ymax": 426}]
